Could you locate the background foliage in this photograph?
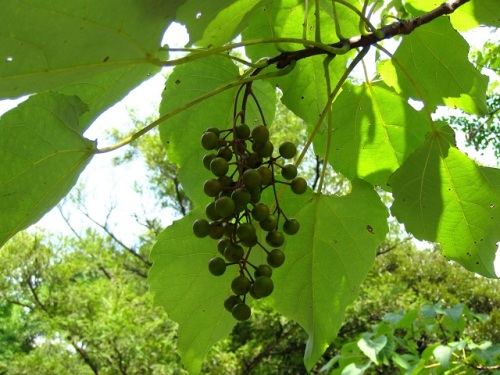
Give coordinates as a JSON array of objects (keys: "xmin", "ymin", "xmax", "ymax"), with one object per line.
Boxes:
[{"xmin": 1, "ymin": 0, "xmax": 499, "ymax": 373}]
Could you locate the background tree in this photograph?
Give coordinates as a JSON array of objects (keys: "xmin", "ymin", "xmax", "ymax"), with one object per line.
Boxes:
[{"xmin": 0, "ymin": 0, "xmax": 499, "ymax": 372}]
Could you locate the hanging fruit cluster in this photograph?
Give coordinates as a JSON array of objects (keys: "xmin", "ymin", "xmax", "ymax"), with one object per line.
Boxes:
[{"xmin": 192, "ymin": 84, "xmax": 307, "ymax": 321}]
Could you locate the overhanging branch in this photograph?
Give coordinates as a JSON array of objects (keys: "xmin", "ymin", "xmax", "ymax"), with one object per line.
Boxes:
[{"xmin": 270, "ymin": 0, "xmax": 471, "ymax": 68}]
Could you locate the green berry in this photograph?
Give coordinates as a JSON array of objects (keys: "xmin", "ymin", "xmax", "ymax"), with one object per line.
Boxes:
[
  {"xmin": 231, "ymin": 275, "xmax": 251, "ymax": 295},
  {"xmin": 208, "ymin": 222, "xmax": 225, "ymax": 239},
  {"xmin": 208, "ymin": 257, "xmax": 226, "ymax": 276},
  {"xmin": 217, "ymin": 175, "xmax": 233, "ymax": 187},
  {"xmin": 201, "ymin": 131, "xmax": 219, "ymax": 150},
  {"xmin": 242, "ymin": 169, "xmax": 262, "ymax": 188},
  {"xmin": 210, "ymin": 157, "xmax": 229, "ymax": 177},
  {"xmin": 244, "ymin": 152, "xmax": 263, "ymax": 168},
  {"xmin": 251, "ymin": 125, "xmax": 269, "ymax": 143},
  {"xmin": 217, "ymin": 146, "xmax": 233, "ymax": 161},
  {"xmin": 224, "ymin": 243, "xmax": 244, "ymax": 262},
  {"xmin": 224, "ymin": 295, "xmax": 241, "ymax": 312},
  {"xmin": 267, "ymin": 249, "xmax": 285, "ymax": 268},
  {"xmin": 192, "ymin": 219, "xmax": 210, "ymax": 238},
  {"xmin": 205, "ymin": 201, "xmax": 222, "ymax": 221},
  {"xmin": 260, "ymin": 214, "xmax": 278, "ymax": 231},
  {"xmin": 215, "ymin": 196, "xmax": 235, "ymax": 217},
  {"xmin": 266, "ymin": 230, "xmax": 285, "ymax": 247},
  {"xmin": 205, "ymin": 127, "xmax": 220, "ymax": 137},
  {"xmin": 251, "ymin": 276, "xmax": 274, "ymax": 298},
  {"xmin": 257, "ymin": 166, "xmax": 273, "ymax": 186},
  {"xmin": 251, "ymin": 203, "xmax": 270, "ymax": 221},
  {"xmin": 254, "ymin": 264, "xmax": 273, "ymax": 278},
  {"xmin": 224, "ymin": 223, "xmax": 237, "ymax": 238},
  {"xmin": 291, "ymin": 177, "xmax": 307, "ymax": 194},
  {"xmin": 231, "ymin": 188, "xmax": 251, "ymax": 207},
  {"xmin": 281, "ymin": 164, "xmax": 298, "ymax": 180},
  {"xmin": 252, "ymin": 141, "xmax": 274, "ymax": 158},
  {"xmin": 235, "ymin": 124, "xmax": 251, "ymax": 139},
  {"xmin": 203, "ymin": 153, "xmax": 216, "ymax": 170},
  {"xmin": 236, "ymin": 222, "xmax": 256, "ymax": 242},
  {"xmin": 250, "ymin": 188, "xmax": 261, "ymax": 203},
  {"xmin": 217, "ymin": 238, "xmax": 231, "ymax": 255},
  {"xmin": 283, "ymin": 218, "xmax": 300, "ymax": 235},
  {"xmin": 203, "ymin": 179, "xmax": 223, "ymax": 197},
  {"xmin": 232, "ymin": 303, "xmax": 251, "ymax": 321},
  {"xmin": 279, "ymin": 142, "xmax": 297, "ymax": 159}
]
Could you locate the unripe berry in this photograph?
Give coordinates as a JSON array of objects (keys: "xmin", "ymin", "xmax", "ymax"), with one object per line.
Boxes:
[
  {"xmin": 210, "ymin": 157, "xmax": 229, "ymax": 177},
  {"xmin": 203, "ymin": 179, "xmax": 223, "ymax": 197},
  {"xmin": 254, "ymin": 264, "xmax": 273, "ymax": 278},
  {"xmin": 202, "ymin": 153, "xmax": 216, "ymax": 170},
  {"xmin": 232, "ymin": 303, "xmax": 251, "ymax": 321},
  {"xmin": 279, "ymin": 142, "xmax": 297, "ymax": 159},
  {"xmin": 236, "ymin": 222, "xmax": 256, "ymax": 242},
  {"xmin": 251, "ymin": 125, "xmax": 269, "ymax": 143},
  {"xmin": 224, "ymin": 243, "xmax": 244, "ymax": 262},
  {"xmin": 251, "ymin": 203, "xmax": 270, "ymax": 221},
  {"xmin": 242, "ymin": 169, "xmax": 262, "ymax": 188},
  {"xmin": 208, "ymin": 222, "xmax": 225, "ymax": 239},
  {"xmin": 266, "ymin": 230, "xmax": 285, "ymax": 247},
  {"xmin": 283, "ymin": 218, "xmax": 300, "ymax": 235},
  {"xmin": 214, "ymin": 196, "xmax": 235, "ymax": 217},
  {"xmin": 281, "ymin": 164, "xmax": 298, "ymax": 180},
  {"xmin": 257, "ymin": 166, "xmax": 273, "ymax": 186},
  {"xmin": 231, "ymin": 275, "xmax": 251, "ymax": 295},
  {"xmin": 260, "ymin": 214, "xmax": 278, "ymax": 231},
  {"xmin": 201, "ymin": 131, "xmax": 219, "ymax": 150},
  {"xmin": 192, "ymin": 219, "xmax": 210, "ymax": 238},
  {"xmin": 224, "ymin": 295, "xmax": 241, "ymax": 312},
  {"xmin": 208, "ymin": 257, "xmax": 226, "ymax": 276},
  {"xmin": 252, "ymin": 141, "xmax": 274, "ymax": 158},
  {"xmin": 291, "ymin": 177, "xmax": 307, "ymax": 194},
  {"xmin": 235, "ymin": 124, "xmax": 251, "ymax": 139},
  {"xmin": 267, "ymin": 249, "xmax": 285, "ymax": 268},
  {"xmin": 251, "ymin": 276, "xmax": 274, "ymax": 298}
]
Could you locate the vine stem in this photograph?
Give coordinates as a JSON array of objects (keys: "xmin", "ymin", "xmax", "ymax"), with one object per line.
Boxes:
[
  {"xmin": 160, "ymin": 37, "xmax": 346, "ymax": 68},
  {"xmin": 317, "ymin": 55, "xmax": 335, "ymax": 194},
  {"xmin": 95, "ymin": 64, "xmax": 295, "ymax": 154}
]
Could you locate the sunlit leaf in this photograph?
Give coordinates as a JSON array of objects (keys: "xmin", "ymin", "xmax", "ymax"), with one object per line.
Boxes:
[
  {"xmin": 405, "ymin": 0, "xmax": 500, "ymax": 30},
  {"xmin": 378, "ymin": 17, "xmax": 488, "ymax": 116},
  {"xmin": 177, "ymin": 0, "xmax": 266, "ymax": 48},
  {"xmin": 389, "ymin": 125, "xmax": 500, "ymax": 278},
  {"xmin": 273, "ymin": 180, "xmax": 389, "ymax": 369},
  {"xmin": 314, "ymin": 82, "xmax": 430, "ymax": 186},
  {"xmin": 148, "ymin": 209, "xmax": 236, "ymax": 374},
  {"xmin": 0, "ymin": 0, "xmax": 180, "ymax": 100},
  {"xmin": 0, "ymin": 93, "xmax": 94, "ymax": 247}
]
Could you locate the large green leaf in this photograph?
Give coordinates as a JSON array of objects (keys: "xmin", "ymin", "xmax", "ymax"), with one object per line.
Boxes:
[
  {"xmin": 273, "ymin": 180, "xmax": 389, "ymax": 369},
  {"xmin": 378, "ymin": 17, "xmax": 488, "ymax": 116},
  {"xmin": 148, "ymin": 209, "xmax": 237, "ymax": 374},
  {"xmin": 0, "ymin": 93, "xmax": 95, "ymax": 247},
  {"xmin": 56, "ymin": 65, "xmax": 161, "ymax": 128},
  {"xmin": 177, "ymin": 0, "xmax": 266, "ymax": 48},
  {"xmin": 159, "ymin": 55, "xmax": 276, "ymax": 207},
  {"xmin": 314, "ymin": 82, "xmax": 430, "ymax": 186},
  {"xmin": 405, "ymin": 0, "xmax": 500, "ymax": 30},
  {"xmin": 0, "ymin": 0, "xmax": 180, "ymax": 100},
  {"xmin": 389, "ymin": 125, "xmax": 500, "ymax": 278}
]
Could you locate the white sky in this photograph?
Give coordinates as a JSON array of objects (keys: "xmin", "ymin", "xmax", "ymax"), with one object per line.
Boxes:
[{"xmin": 0, "ymin": 22, "xmax": 499, "ymax": 274}]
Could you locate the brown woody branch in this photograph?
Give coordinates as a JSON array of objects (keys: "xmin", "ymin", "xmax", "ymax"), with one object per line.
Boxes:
[{"xmin": 270, "ymin": 0, "xmax": 471, "ymax": 68}]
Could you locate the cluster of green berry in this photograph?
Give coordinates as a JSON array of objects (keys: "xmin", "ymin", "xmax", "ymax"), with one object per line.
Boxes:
[{"xmin": 192, "ymin": 123, "xmax": 307, "ymax": 321}]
